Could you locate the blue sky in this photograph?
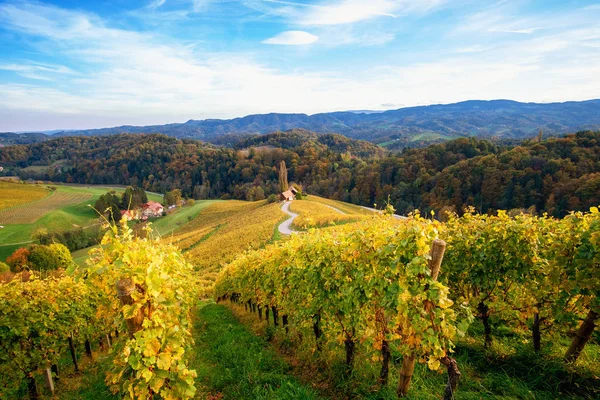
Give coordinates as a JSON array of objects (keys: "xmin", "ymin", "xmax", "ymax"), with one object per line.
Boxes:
[{"xmin": 0, "ymin": 0, "xmax": 599, "ymax": 131}]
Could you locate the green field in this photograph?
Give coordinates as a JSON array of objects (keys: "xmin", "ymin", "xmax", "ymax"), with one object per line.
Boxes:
[
  {"xmin": 0, "ymin": 184, "xmax": 163, "ymax": 261},
  {"xmin": 151, "ymin": 200, "xmax": 218, "ymax": 237}
]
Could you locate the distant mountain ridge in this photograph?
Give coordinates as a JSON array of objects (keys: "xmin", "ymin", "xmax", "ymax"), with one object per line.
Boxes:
[{"xmin": 3, "ymin": 99, "xmax": 600, "ymax": 147}]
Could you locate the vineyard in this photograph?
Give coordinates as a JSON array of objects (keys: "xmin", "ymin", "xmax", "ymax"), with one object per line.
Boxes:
[
  {"xmin": 0, "ymin": 191, "xmax": 92, "ymax": 224},
  {"xmin": 215, "ymin": 208, "xmax": 600, "ymax": 398},
  {"xmin": 289, "ymin": 196, "xmax": 371, "ymax": 229},
  {"xmin": 0, "ymin": 182, "xmax": 51, "ymax": 211},
  {"xmin": 165, "ymin": 200, "xmax": 286, "ymax": 280},
  {"xmin": 0, "ymin": 221, "xmax": 198, "ymax": 399}
]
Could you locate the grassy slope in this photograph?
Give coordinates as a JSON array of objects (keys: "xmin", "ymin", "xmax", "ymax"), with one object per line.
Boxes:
[
  {"xmin": 192, "ymin": 302, "xmax": 321, "ymax": 400},
  {"xmin": 151, "ymin": 201, "xmax": 218, "ymax": 237},
  {"xmin": 0, "ymin": 185, "xmax": 162, "ymax": 260}
]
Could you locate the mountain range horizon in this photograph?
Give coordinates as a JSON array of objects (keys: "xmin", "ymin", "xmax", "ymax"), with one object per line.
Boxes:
[
  {"xmin": 5, "ymin": 98, "xmax": 599, "ymax": 135},
  {"xmin": 3, "ymin": 98, "xmax": 600, "ymax": 150}
]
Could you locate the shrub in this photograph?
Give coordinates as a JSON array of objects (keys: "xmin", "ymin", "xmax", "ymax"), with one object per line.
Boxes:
[
  {"xmin": 6, "ymin": 248, "xmax": 30, "ymax": 272},
  {"xmin": 48, "ymin": 243, "xmax": 73, "ymax": 269},
  {"xmin": 267, "ymin": 194, "xmax": 278, "ymax": 203}
]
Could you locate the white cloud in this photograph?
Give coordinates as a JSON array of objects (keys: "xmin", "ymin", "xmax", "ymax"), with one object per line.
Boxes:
[
  {"xmin": 148, "ymin": 0, "xmax": 166, "ymax": 9},
  {"xmin": 262, "ymin": 30, "xmax": 318, "ymax": 45},
  {"xmin": 490, "ymin": 27, "xmax": 540, "ymax": 34},
  {"xmin": 0, "ymin": 62, "xmax": 76, "ymax": 81}
]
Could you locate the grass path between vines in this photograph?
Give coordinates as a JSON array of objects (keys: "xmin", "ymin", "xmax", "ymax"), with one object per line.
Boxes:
[{"xmin": 192, "ymin": 302, "xmax": 321, "ymax": 400}]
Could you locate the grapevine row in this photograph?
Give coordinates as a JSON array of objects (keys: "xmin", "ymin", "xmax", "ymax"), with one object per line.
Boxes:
[
  {"xmin": 0, "ymin": 219, "xmax": 199, "ymax": 399},
  {"xmin": 214, "ymin": 214, "xmax": 470, "ymax": 397},
  {"xmin": 215, "ymin": 207, "xmax": 600, "ymax": 397}
]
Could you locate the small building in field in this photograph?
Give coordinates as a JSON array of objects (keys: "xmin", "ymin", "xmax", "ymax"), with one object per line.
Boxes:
[
  {"xmin": 280, "ymin": 190, "xmax": 295, "ymax": 202},
  {"xmin": 141, "ymin": 201, "xmax": 164, "ymax": 219}
]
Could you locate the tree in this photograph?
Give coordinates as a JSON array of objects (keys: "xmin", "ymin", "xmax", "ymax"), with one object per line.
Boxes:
[
  {"xmin": 95, "ymin": 192, "xmax": 122, "ymax": 221},
  {"xmin": 121, "ymin": 186, "xmax": 147, "ymax": 209},
  {"xmin": 254, "ymin": 186, "xmax": 265, "ymax": 201},
  {"xmin": 6, "ymin": 248, "xmax": 30, "ymax": 272},
  {"xmin": 28, "ymin": 245, "xmax": 60, "ymax": 271},
  {"xmin": 279, "ymin": 160, "xmax": 289, "ymax": 192},
  {"xmin": 165, "ymin": 189, "xmax": 182, "ymax": 206}
]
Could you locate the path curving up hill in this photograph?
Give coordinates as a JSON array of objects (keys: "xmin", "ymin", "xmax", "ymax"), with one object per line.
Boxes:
[{"xmin": 278, "ymin": 202, "xmax": 298, "ymax": 235}]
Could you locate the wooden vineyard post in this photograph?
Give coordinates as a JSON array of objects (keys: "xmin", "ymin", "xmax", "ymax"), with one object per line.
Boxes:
[
  {"xmin": 565, "ymin": 309, "xmax": 599, "ymax": 363},
  {"xmin": 117, "ymin": 278, "xmax": 145, "ymax": 338},
  {"xmin": 397, "ymin": 239, "xmax": 447, "ymax": 398},
  {"xmin": 44, "ymin": 367, "xmax": 55, "ymax": 396},
  {"xmin": 68, "ymin": 333, "xmax": 79, "ymax": 373}
]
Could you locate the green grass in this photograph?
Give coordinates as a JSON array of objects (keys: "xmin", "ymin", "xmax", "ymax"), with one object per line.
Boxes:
[
  {"xmin": 192, "ymin": 302, "xmax": 321, "ymax": 400},
  {"xmin": 410, "ymin": 132, "xmax": 457, "ymax": 142},
  {"xmin": 151, "ymin": 201, "xmax": 217, "ymax": 237}
]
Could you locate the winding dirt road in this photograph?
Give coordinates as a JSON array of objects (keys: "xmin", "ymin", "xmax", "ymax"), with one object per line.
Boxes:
[{"xmin": 278, "ymin": 202, "xmax": 298, "ymax": 235}]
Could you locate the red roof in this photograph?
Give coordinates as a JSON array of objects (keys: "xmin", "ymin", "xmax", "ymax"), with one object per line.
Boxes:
[
  {"xmin": 281, "ymin": 190, "xmax": 294, "ymax": 199},
  {"xmin": 143, "ymin": 201, "xmax": 164, "ymax": 213}
]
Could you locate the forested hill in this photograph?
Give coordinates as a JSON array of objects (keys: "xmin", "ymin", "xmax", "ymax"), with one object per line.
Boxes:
[
  {"xmin": 1, "ymin": 131, "xmax": 599, "ymax": 217},
  {"xmin": 4, "ymin": 99, "xmax": 600, "ymax": 147},
  {"xmin": 233, "ymin": 129, "xmax": 386, "ymax": 158}
]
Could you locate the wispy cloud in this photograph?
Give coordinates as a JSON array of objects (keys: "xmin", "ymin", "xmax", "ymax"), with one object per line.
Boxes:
[
  {"xmin": 245, "ymin": 0, "xmax": 446, "ymax": 26},
  {"xmin": 0, "ymin": 62, "xmax": 76, "ymax": 80},
  {"xmin": 298, "ymin": 0, "xmax": 399, "ymax": 25},
  {"xmin": 148, "ymin": 0, "xmax": 166, "ymax": 9},
  {"xmin": 490, "ymin": 27, "xmax": 540, "ymax": 34},
  {"xmin": 262, "ymin": 30, "xmax": 318, "ymax": 45}
]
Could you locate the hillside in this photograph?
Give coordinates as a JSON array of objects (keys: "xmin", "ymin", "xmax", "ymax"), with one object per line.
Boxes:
[
  {"xmin": 2, "ymin": 131, "xmax": 600, "ymax": 217},
  {"xmin": 3, "ymin": 99, "xmax": 600, "ymax": 147}
]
